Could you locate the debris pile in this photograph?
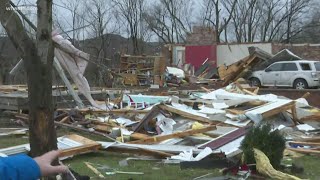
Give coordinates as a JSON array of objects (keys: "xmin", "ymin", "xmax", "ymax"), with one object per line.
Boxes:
[{"xmin": 2, "ymin": 80, "xmax": 319, "ymax": 179}]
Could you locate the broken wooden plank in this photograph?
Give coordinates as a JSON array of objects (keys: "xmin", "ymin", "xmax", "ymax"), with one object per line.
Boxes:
[
  {"xmin": 291, "ymin": 102, "xmax": 299, "ymax": 125},
  {"xmin": 262, "ymin": 101, "xmax": 295, "ymax": 118},
  {"xmin": 130, "ymin": 133, "xmax": 150, "ymax": 140},
  {"xmin": 253, "ymin": 87, "xmax": 260, "ymax": 95},
  {"xmin": 159, "ymin": 104, "xmax": 214, "ymax": 124},
  {"xmin": 245, "ymin": 100, "xmax": 294, "ymax": 123},
  {"xmin": 54, "ymin": 121, "xmax": 115, "ymax": 141},
  {"xmin": 59, "ymin": 134, "xmax": 102, "ymax": 157},
  {"xmin": 299, "ymin": 113, "xmax": 320, "ymax": 122},
  {"xmin": 201, "ymin": 86, "xmax": 211, "ymax": 93},
  {"xmin": 225, "ymin": 109, "xmax": 245, "ymax": 115},
  {"xmin": 128, "ymin": 125, "xmax": 216, "ymax": 144},
  {"xmin": 286, "ymin": 147, "xmax": 320, "ymax": 154},
  {"xmin": 59, "ymin": 116, "xmax": 69, "ymax": 123},
  {"xmin": 137, "ymin": 148, "xmax": 174, "ymax": 158},
  {"xmin": 301, "ymin": 92, "xmax": 311, "ymax": 99},
  {"xmin": 242, "ymin": 89, "xmax": 257, "ymax": 96},
  {"xmin": 132, "ymin": 105, "xmax": 161, "ymax": 132},
  {"xmin": 84, "ymin": 162, "xmax": 105, "ymax": 178},
  {"xmin": 60, "ymin": 143, "xmax": 101, "ymax": 158}
]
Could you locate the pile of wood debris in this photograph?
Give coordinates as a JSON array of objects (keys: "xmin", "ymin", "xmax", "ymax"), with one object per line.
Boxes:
[{"xmin": 1, "ymin": 81, "xmax": 320, "ymax": 178}]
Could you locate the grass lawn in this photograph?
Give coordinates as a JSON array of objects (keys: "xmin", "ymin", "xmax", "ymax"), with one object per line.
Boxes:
[{"xmin": 1, "ymin": 116, "xmax": 320, "ymax": 179}]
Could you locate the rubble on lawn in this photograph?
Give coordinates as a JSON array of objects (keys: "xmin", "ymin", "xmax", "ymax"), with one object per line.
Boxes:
[
  {"xmin": 3, "ymin": 81, "xmax": 320, "ymax": 159},
  {"xmin": 1, "ymin": 46, "xmax": 320, "ymax": 179}
]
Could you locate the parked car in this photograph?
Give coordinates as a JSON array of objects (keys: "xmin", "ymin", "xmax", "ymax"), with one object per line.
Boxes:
[{"xmin": 249, "ymin": 60, "xmax": 320, "ymax": 89}]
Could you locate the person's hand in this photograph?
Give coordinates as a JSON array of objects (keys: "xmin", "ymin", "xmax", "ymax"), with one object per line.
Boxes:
[{"xmin": 34, "ymin": 150, "xmax": 69, "ymax": 176}]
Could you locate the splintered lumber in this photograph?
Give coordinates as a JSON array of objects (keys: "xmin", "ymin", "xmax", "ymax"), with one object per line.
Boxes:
[
  {"xmin": 57, "ymin": 108, "xmax": 149, "ymax": 114},
  {"xmin": 54, "ymin": 121, "xmax": 115, "ymax": 141},
  {"xmin": 262, "ymin": 101, "xmax": 295, "ymax": 118},
  {"xmin": 84, "ymin": 162, "xmax": 105, "ymax": 178},
  {"xmin": 225, "ymin": 109, "xmax": 245, "ymax": 115},
  {"xmin": 105, "ymin": 147, "xmax": 174, "ymax": 158},
  {"xmin": 94, "ymin": 125, "xmax": 112, "ymax": 133},
  {"xmin": 253, "ymin": 87, "xmax": 260, "ymax": 95},
  {"xmin": 296, "ymin": 137, "xmax": 320, "ymax": 142},
  {"xmin": 245, "ymin": 100, "xmax": 295, "ymax": 123},
  {"xmin": 108, "ymin": 109, "xmax": 150, "ymax": 114},
  {"xmin": 286, "ymin": 147, "xmax": 320, "ymax": 154},
  {"xmin": 137, "ymin": 148, "xmax": 174, "ymax": 158},
  {"xmin": 130, "ymin": 133, "xmax": 150, "ymax": 140},
  {"xmin": 60, "ymin": 144, "xmax": 101, "ymax": 157},
  {"xmin": 128, "ymin": 125, "xmax": 216, "ymax": 144},
  {"xmin": 242, "ymin": 89, "xmax": 257, "ymax": 96},
  {"xmin": 133, "ymin": 105, "xmax": 161, "ymax": 132},
  {"xmin": 299, "ymin": 113, "xmax": 320, "ymax": 122},
  {"xmin": 201, "ymin": 86, "xmax": 211, "ymax": 93},
  {"xmin": 59, "ymin": 134, "xmax": 102, "ymax": 157},
  {"xmin": 159, "ymin": 104, "xmax": 214, "ymax": 124},
  {"xmin": 286, "ymin": 141, "xmax": 320, "ymax": 154},
  {"xmin": 291, "ymin": 102, "xmax": 298, "ymax": 125},
  {"xmin": 59, "ymin": 116, "xmax": 69, "ymax": 123},
  {"xmin": 301, "ymin": 92, "xmax": 311, "ymax": 99}
]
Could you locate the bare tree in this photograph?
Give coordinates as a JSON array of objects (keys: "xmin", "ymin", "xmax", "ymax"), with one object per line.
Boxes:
[
  {"xmin": 112, "ymin": 0, "xmax": 146, "ymax": 54},
  {"xmin": 226, "ymin": 0, "xmax": 310, "ymax": 43},
  {"xmin": 84, "ymin": 0, "xmax": 116, "ymax": 85},
  {"xmin": 56, "ymin": 0, "xmax": 82, "ymax": 44},
  {"xmin": 201, "ymin": 0, "xmax": 238, "ymax": 43},
  {"xmin": 144, "ymin": 0, "xmax": 194, "ymax": 44},
  {"xmin": 0, "ymin": 0, "xmax": 58, "ymax": 162}
]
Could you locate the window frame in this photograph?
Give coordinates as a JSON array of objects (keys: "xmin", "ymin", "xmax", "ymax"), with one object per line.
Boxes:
[
  {"xmin": 281, "ymin": 63, "xmax": 298, "ymax": 71},
  {"xmin": 266, "ymin": 63, "xmax": 283, "ymax": 72},
  {"xmin": 299, "ymin": 63, "xmax": 312, "ymax": 71}
]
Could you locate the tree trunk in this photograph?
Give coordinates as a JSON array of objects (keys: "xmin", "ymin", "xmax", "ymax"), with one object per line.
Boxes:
[{"xmin": 0, "ymin": 0, "xmax": 57, "ymax": 159}]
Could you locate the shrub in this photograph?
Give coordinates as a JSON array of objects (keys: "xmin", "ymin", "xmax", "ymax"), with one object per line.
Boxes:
[{"xmin": 240, "ymin": 124, "xmax": 285, "ymax": 169}]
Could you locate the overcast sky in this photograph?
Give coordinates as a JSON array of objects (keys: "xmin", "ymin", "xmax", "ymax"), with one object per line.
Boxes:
[{"xmin": 4, "ymin": 0, "xmax": 202, "ymax": 41}]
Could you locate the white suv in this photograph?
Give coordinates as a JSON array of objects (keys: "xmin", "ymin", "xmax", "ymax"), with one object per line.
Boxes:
[{"xmin": 249, "ymin": 60, "xmax": 320, "ymax": 89}]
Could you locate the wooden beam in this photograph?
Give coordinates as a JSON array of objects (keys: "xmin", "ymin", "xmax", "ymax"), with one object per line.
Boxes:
[
  {"xmin": 291, "ymin": 102, "xmax": 298, "ymax": 125},
  {"xmin": 262, "ymin": 101, "xmax": 295, "ymax": 119},
  {"xmin": 104, "ymin": 147, "xmax": 175, "ymax": 158},
  {"xmin": 60, "ymin": 143, "xmax": 101, "ymax": 157},
  {"xmin": 128, "ymin": 125, "xmax": 216, "ymax": 144},
  {"xmin": 54, "ymin": 121, "xmax": 115, "ymax": 141},
  {"xmin": 130, "ymin": 133, "xmax": 150, "ymax": 140},
  {"xmin": 286, "ymin": 148, "xmax": 320, "ymax": 154},
  {"xmin": 84, "ymin": 162, "xmax": 105, "ymax": 178},
  {"xmin": 57, "ymin": 108, "xmax": 150, "ymax": 114},
  {"xmin": 201, "ymin": 87, "xmax": 211, "ymax": 93},
  {"xmin": 59, "ymin": 116, "xmax": 69, "ymax": 123},
  {"xmin": 137, "ymin": 148, "xmax": 174, "ymax": 158},
  {"xmin": 299, "ymin": 113, "xmax": 320, "ymax": 122},
  {"xmin": 159, "ymin": 104, "xmax": 214, "ymax": 124},
  {"xmin": 242, "ymin": 89, "xmax": 257, "ymax": 96},
  {"xmin": 132, "ymin": 105, "xmax": 161, "ymax": 132},
  {"xmin": 301, "ymin": 92, "xmax": 310, "ymax": 99},
  {"xmin": 253, "ymin": 87, "xmax": 260, "ymax": 95}
]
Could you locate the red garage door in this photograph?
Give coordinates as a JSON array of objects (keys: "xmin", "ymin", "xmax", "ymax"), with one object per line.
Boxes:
[{"xmin": 185, "ymin": 45, "xmax": 217, "ymax": 70}]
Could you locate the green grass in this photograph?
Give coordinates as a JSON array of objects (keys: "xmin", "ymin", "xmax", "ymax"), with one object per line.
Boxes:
[
  {"xmin": 288, "ymin": 155, "xmax": 320, "ymax": 180},
  {"xmin": 64, "ymin": 151, "xmax": 220, "ymax": 180}
]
